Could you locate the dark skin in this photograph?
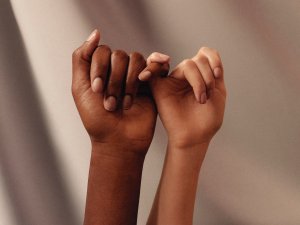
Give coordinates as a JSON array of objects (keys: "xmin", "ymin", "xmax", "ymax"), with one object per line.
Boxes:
[{"xmin": 72, "ymin": 30, "xmax": 168, "ymax": 225}]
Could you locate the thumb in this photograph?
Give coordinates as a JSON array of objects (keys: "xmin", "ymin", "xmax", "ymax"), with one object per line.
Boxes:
[{"xmin": 72, "ymin": 29, "xmax": 100, "ymax": 96}]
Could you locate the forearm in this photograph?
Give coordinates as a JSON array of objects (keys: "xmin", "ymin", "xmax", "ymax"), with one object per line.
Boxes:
[
  {"xmin": 147, "ymin": 141, "xmax": 209, "ymax": 225},
  {"xmin": 84, "ymin": 142, "xmax": 146, "ymax": 225}
]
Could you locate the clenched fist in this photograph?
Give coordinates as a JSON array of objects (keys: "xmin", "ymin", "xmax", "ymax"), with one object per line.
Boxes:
[
  {"xmin": 140, "ymin": 47, "xmax": 226, "ymax": 149},
  {"xmin": 72, "ymin": 30, "xmax": 169, "ymax": 154}
]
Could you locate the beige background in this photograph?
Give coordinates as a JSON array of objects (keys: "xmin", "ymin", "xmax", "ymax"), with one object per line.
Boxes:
[{"xmin": 1, "ymin": 0, "xmax": 300, "ymax": 224}]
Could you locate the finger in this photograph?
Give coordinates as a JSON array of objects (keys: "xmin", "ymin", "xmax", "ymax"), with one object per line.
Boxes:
[
  {"xmin": 146, "ymin": 52, "xmax": 170, "ymax": 65},
  {"xmin": 198, "ymin": 47, "xmax": 226, "ymax": 95},
  {"xmin": 104, "ymin": 50, "xmax": 129, "ymax": 111},
  {"xmin": 199, "ymin": 47, "xmax": 224, "ymax": 78},
  {"xmin": 138, "ymin": 52, "xmax": 170, "ymax": 81},
  {"xmin": 90, "ymin": 45, "xmax": 111, "ymax": 93},
  {"xmin": 123, "ymin": 52, "xmax": 146, "ymax": 109},
  {"xmin": 72, "ymin": 29, "xmax": 100, "ymax": 97},
  {"xmin": 138, "ymin": 62, "xmax": 169, "ymax": 81},
  {"xmin": 170, "ymin": 59, "xmax": 207, "ymax": 104},
  {"xmin": 192, "ymin": 54, "xmax": 215, "ymax": 98}
]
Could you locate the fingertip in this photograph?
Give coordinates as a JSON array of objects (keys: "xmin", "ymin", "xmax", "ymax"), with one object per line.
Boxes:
[
  {"xmin": 103, "ymin": 96, "xmax": 117, "ymax": 111},
  {"xmin": 195, "ymin": 91, "xmax": 201, "ymax": 103},
  {"xmin": 92, "ymin": 77, "xmax": 103, "ymax": 93},
  {"xmin": 200, "ymin": 92, "xmax": 207, "ymax": 104},
  {"xmin": 86, "ymin": 29, "xmax": 100, "ymax": 42},
  {"xmin": 147, "ymin": 52, "xmax": 170, "ymax": 65},
  {"xmin": 138, "ymin": 71, "xmax": 152, "ymax": 81}
]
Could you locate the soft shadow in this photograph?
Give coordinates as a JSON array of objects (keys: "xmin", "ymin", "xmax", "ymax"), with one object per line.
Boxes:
[{"xmin": 0, "ymin": 1, "xmax": 79, "ymax": 225}]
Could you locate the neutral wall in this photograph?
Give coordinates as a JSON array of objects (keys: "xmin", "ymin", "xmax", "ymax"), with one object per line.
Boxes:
[{"xmin": 1, "ymin": 0, "xmax": 300, "ymax": 224}]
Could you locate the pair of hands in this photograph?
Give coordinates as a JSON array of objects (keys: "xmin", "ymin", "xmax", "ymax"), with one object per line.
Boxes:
[{"xmin": 72, "ymin": 30, "xmax": 226, "ymax": 155}]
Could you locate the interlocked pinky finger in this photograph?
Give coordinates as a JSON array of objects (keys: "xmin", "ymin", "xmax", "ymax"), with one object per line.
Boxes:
[{"xmin": 146, "ymin": 52, "xmax": 170, "ymax": 65}]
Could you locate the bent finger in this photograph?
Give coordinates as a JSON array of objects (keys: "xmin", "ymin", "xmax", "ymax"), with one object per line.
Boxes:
[
  {"xmin": 104, "ymin": 50, "xmax": 129, "ymax": 111},
  {"xmin": 170, "ymin": 59, "xmax": 207, "ymax": 104},
  {"xmin": 123, "ymin": 52, "xmax": 146, "ymax": 109},
  {"xmin": 90, "ymin": 45, "xmax": 111, "ymax": 93},
  {"xmin": 192, "ymin": 54, "xmax": 215, "ymax": 98},
  {"xmin": 199, "ymin": 47, "xmax": 226, "ymax": 96}
]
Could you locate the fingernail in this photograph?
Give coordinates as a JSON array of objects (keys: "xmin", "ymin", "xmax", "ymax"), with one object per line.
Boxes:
[
  {"xmin": 104, "ymin": 96, "xmax": 117, "ymax": 111},
  {"xmin": 92, "ymin": 77, "xmax": 103, "ymax": 93},
  {"xmin": 86, "ymin": 29, "xmax": 97, "ymax": 42},
  {"xmin": 138, "ymin": 71, "xmax": 152, "ymax": 81},
  {"xmin": 123, "ymin": 95, "xmax": 132, "ymax": 110},
  {"xmin": 200, "ymin": 92, "xmax": 207, "ymax": 104},
  {"xmin": 213, "ymin": 67, "xmax": 222, "ymax": 78},
  {"xmin": 195, "ymin": 92, "xmax": 201, "ymax": 102}
]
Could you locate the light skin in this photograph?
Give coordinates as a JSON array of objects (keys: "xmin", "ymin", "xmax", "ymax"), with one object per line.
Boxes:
[
  {"xmin": 142, "ymin": 48, "xmax": 226, "ymax": 225},
  {"xmin": 72, "ymin": 29, "xmax": 226, "ymax": 225}
]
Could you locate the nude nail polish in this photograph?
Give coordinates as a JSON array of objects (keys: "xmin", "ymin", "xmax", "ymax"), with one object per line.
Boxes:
[
  {"xmin": 104, "ymin": 96, "xmax": 117, "ymax": 111},
  {"xmin": 92, "ymin": 77, "xmax": 103, "ymax": 93},
  {"xmin": 200, "ymin": 92, "xmax": 207, "ymax": 104}
]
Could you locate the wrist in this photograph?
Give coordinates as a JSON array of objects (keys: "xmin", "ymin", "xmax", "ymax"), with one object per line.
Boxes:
[
  {"xmin": 91, "ymin": 141, "xmax": 147, "ymax": 162},
  {"xmin": 167, "ymin": 135, "xmax": 211, "ymax": 151},
  {"xmin": 85, "ymin": 141, "xmax": 145, "ymax": 225}
]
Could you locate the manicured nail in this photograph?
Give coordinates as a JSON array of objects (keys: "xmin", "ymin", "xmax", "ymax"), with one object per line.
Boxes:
[
  {"xmin": 200, "ymin": 92, "xmax": 207, "ymax": 104},
  {"xmin": 123, "ymin": 95, "xmax": 132, "ymax": 110},
  {"xmin": 213, "ymin": 67, "xmax": 222, "ymax": 78},
  {"xmin": 104, "ymin": 96, "xmax": 117, "ymax": 111},
  {"xmin": 195, "ymin": 92, "xmax": 201, "ymax": 102},
  {"xmin": 92, "ymin": 77, "xmax": 103, "ymax": 93},
  {"xmin": 138, "ymin": 71, "xmax": 152, "ymax": 81},
  {"xmin": 86, "ymin": 29, "xmax": 97, "ymax": 42}
]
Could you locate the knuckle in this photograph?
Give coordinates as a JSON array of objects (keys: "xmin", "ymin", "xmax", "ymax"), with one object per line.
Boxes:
[
  {"xmin": 72, "ymin": 47, "xmax": 81, "ymax": 61},
  {"xmin": 112, "ymin": 49, "xmax": 128, "ymax": 59},
  {"xmin": 151, "ymin": 52, "xmax": 160, "ymax": 58},
  {"xmin": 199, "ymin": 46, "xmax": 220, "ymax": 57},
  {"xmin": 196, "ymin": 54, "xmax": 208, "ymax": 64},
  {"xmin": 98, "ymin": 44, "xmax": 111, "ymax": 53},
  {"xmin": 130, "ymin": 51, "xmax": 144, "ymax": 62},
  {"xmin": 181, "ymin": 59, "xmax": 194, "ymax": 68},
  {"xmin": 199, "ymin": 46, "xmax": 209, "ymax": 54}
]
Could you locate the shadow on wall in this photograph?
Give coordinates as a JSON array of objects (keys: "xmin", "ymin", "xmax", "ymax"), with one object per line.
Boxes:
[{"xmin": 0, "ymin": 1, "xmax": 79, "ymax": 225}]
